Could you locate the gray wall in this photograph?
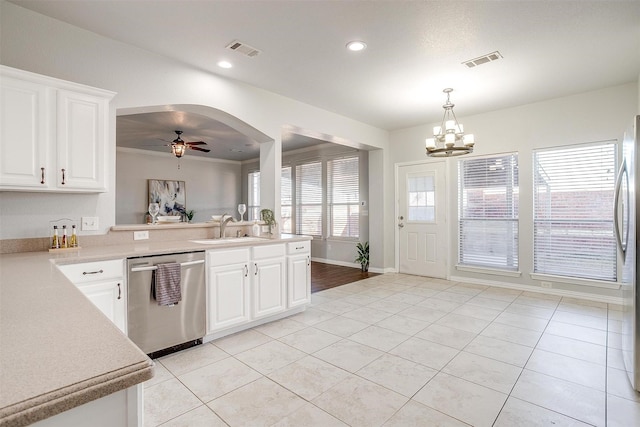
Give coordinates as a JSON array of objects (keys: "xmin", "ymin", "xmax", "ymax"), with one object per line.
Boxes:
[{"xmin": 116, "ymin": 148, "xmax": 241, "ymax": 224}]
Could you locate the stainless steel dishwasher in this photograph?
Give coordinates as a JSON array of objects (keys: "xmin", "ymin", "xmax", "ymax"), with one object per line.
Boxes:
[{"xmin": 127, "ymin": 251, "xmax": 205, "ymax": 357}]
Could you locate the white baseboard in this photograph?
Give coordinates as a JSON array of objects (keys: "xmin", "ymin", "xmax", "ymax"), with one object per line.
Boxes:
[
  {"xmin": 311, "ymin": 257, "xmax": 361, "ymax": 269},
  {"xmin": 310, "ymin": 258, "xmax": 392, "ymax": 275},
  {"xmin": 449, "ymin": 274, "xmax": 623, "ymax": 305}
]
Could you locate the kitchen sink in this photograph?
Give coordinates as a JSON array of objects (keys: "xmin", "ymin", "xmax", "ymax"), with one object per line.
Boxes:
[{"xmin": 189, "ymin": 237, "xmax": 269, "ymax": 245}]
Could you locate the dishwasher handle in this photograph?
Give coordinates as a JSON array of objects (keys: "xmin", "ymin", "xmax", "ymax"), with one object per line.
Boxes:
[{"xmin": 130, "ymin": 259, "xmax": 204, "ymax": 272}]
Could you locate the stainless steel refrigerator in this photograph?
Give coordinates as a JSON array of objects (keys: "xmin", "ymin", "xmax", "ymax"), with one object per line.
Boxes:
[{"xmin": 618, "ymin": 115, "xmax": 640, "ymax": 391}]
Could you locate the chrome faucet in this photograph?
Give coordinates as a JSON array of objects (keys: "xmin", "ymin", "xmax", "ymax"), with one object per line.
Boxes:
[{"xmin": 220, "ymin": 214, "xmax": 236, "ymax": 238}]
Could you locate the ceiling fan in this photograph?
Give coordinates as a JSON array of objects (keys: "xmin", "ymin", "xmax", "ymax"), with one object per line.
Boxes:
[{"xmin": 169, "ymin": 130, "xmax": 210, "ymax": 158}]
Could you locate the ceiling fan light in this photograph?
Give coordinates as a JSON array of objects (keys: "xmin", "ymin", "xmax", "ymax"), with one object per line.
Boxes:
[{"xmin": 172, "ymin": 143, "xmax": 186, "ymax": 158}]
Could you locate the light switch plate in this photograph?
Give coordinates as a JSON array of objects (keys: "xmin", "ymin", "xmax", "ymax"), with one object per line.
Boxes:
[
  {"xmin": 134, "ymin": 231, "xmax": 149, "ymax": 240},
  {"xmin": 81, "ymin": 216, "xmax": 99, "ymax": 231}
]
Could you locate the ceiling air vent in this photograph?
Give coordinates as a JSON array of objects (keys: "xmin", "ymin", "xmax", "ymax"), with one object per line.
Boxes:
[
  {"xmin": 462, "ymin": 51, "xmax": 503, "ymax": 68},
  {"xmin": 225, "ymin": 40, "xmax": 261, "ymax": 58}
]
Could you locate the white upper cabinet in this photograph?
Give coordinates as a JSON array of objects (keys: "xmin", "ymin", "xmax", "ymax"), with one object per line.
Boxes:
[
  {"xmin": 0, "ymin": 76, "xmax": 51, "ymax": 188},
  {"xmin": 0, "ymin": 65, "xmax": 114, "ymax": 192},
  {"xmin": 56, "ymin": 90, "xmax": 107, "ymax": 190}
]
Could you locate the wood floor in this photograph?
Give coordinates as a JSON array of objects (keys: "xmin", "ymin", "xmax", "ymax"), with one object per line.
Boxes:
[{"xmin": 311, "ymin": 261, "xmax": 379, "ymax": 293}]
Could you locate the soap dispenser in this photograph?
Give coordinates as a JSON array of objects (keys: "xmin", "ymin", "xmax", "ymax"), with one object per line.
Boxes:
[{"xmin": 252, "ymin": 220, "xmax": 260, "ymax": 237}]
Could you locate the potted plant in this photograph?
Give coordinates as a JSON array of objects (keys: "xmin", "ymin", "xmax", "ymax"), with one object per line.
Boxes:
[
  {"xmin": 186, "ymin": 210, "xmax": 195, "ymax": 223},
  {"xmin": 260, "ymin": 209, "xmax": 277, "ymax": 235},
  {"xmin": 355, "ymin": 241, "xmax": 369, "ymax": 272}
]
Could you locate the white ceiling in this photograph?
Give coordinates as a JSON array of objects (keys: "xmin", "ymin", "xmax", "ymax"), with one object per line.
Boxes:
[{"xmin": 10, "ymin": 0, "xmax": 640, "ymax": 157}]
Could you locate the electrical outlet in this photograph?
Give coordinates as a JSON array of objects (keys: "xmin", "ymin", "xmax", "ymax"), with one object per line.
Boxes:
[
  {"xmin": 81, "ymin": 216, "xmax": 99, "ymax": 231},
  {"xmin": 541, "ymin": 281, "xmax": 552, "ymax": 289},
  {"xmin": 134, "ymin": 230, "xmax": 149, "ymax": 240}
]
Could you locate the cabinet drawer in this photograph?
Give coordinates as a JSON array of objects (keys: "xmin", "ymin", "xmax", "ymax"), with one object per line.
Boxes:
[
  {"xmin": 57, "ymin": 259, "xmax": 124, "ymax": 284},
  {"xmin": 207, "ymin": 248, "xmax": 250, "ymax": 267},
  {"xmin": 287, "ymin": 241, "xmax": 310, "ymax": 254},
  {"xmin": 252, "ymin": 244, "xmax": 285, "ymax": 260}
]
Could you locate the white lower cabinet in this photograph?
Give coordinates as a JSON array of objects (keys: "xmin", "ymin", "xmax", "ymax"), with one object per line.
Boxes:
[
  {"xmin": 251, "ymin": 244, "xmax": 286, "ymax": 319},
  {"xmin": 206, "ymin": 248, "xmax": 251, "ymax": 333},
  {"xmin": 205, "ymin": 241, "xmax": 312, "ymax": 338},
  {"xmin": 56, "ymin": 259, "xmax": 126, "ymax": 333},
  {"xmin": 287, "ymin": 241, "xmax": 311, "ymax": 308}
]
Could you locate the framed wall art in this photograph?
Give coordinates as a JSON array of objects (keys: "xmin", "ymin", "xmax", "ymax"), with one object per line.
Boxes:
[{"xmin": 148, "ymin": 179, "xmax": 186, "ymax": 216}]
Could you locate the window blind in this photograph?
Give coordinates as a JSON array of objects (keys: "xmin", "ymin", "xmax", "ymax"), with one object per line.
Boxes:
[
  {"xmin": 533, "ymin": 142, "xmax": 617, "ymax": 281},
  {"xmin": 247, "ymin": 171, "xmax": 260, "ymax": 221},
  {"xmin": 281, "ymin": 166, "xmax": 292, "ymax": 233},
  {"xmin": 328, "ymin": 157, "xmax": 359, "ymax": 238},
  {"xmin": 295, "ymin": 161, "xmax": 323, "ymax": 236},
  {"xmin": 458, "ymin": 154, "xmax": 519, "ymax": 270}
]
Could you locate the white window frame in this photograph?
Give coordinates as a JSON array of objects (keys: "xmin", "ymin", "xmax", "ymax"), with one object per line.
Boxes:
[
  {"xmin": 532, "ymin": 141, "xmax": 617, "ymax": 283},
  {"xmin": 458, "ymin": 153, "xmax": 519, "ymax": 271},
  {"xmin": 328, "ymin": 156, "xmax": 360, "ymax": 240}
]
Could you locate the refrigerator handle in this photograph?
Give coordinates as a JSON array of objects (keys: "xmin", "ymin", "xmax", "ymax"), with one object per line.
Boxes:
[{"xmin": 613, "ymin": 158, "xmax": 628, "ymax": 256}]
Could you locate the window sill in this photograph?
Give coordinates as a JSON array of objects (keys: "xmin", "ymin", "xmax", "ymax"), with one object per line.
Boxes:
[
  {"xmin": 456, "ymin": 264, "xmax": 522, "ymax": 278},
  {"xmin": 529, "ymin": 273, "xmax": 620, "ymax": 290}
]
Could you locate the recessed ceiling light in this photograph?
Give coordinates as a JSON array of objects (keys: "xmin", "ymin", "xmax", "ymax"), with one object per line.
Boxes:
[
  {"xmin": 346, "ymin": 40, "xmax": 367, "ymax": 52},
  {"xmin": 217, "ymin": 60, "xmax": 233, "ymax": 69}
]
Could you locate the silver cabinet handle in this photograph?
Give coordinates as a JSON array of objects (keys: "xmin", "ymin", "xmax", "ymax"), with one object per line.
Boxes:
[
  {"xmin": 117, "ymin": 283, "xmax": 121, "ymax": 300},
  {"xmin": 40, "ymin": 167, "xmax": 45, "ymax": 184},
  {"xmin": 83, "ymin": 269, "xmax": 104, "ymax": 275},
  {"xmin": 254, "ymin": 263, "xmax": 258, "ymax": 276},
  {"xmin": 130, "ymin": 259, "xmax": 204, "ymax": 272},
  {"xmin": 61, "ymin": 168, "xmax": 66, "ymax": 185},
  {"xmin": 307, "ymin": 256, "xmax": 310, "ymax": 266},
  {"xmin": 244, "ymin": 264, "xmax": 248, "ymax": 277}
]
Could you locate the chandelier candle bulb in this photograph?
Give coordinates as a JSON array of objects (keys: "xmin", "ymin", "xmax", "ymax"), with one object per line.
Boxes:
[
  {"xmin": 446, "ymin": 120, "xmax": 456, "ymax": 131},
  {"xmin": 433, "ymin": 126, "xmax": 441, "ymax": 135},
  {"xmin": 464, "ymin": 134, "xmax": 475, "ymax": 146},
  {"xmin": 426, "ymin": 138, "xmax": 436, "ymax": 149}
]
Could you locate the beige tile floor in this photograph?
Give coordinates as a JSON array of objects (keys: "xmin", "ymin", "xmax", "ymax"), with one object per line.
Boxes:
[{"xmin": 143, "ymin": 273, "xmax": 640, "ymax": 426}]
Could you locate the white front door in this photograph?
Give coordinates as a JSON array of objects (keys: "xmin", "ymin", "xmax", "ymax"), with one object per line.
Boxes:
[{"xmin": 397, "ymin": 162, "xmax": 447, "ymax": 278}]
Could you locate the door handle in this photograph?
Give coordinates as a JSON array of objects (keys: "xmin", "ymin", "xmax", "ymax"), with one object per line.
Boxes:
[
  {"xmin": 398, "ymin": 223, "xmax": 404, "ymax": 228},
  {"xmin": 244, "ymin": 264, "xmax": 248, "ymax": 277},
  {"xmin": 41, "ymin": 167, "xmax": 45, "ymax": 184},
  {"xmin": 613, "ymin": 159, "xmax": 629, "ymax": 255},
  {"xmin": 254, "ymin": 263, "xmax": 258, "ymax": 276},
  {"xmin": 117, "ymin": 283, "xmax": 121, "ymax": 300},
  {"xmin": 61, "ymin": 168, "xmax": 66, "ymax": 185}
]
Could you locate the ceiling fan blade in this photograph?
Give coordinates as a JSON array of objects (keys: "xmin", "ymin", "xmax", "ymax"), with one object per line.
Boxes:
[
  {"xmin": 190, "ymin": 146, "xmax": 211, "ymax": 153},
  {"xmin": 186, "ymin": 141, "xmax": 207, "ymax": 146}
]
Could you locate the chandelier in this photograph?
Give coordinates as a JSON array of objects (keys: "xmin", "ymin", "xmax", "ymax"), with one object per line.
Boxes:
[{"xmin": 425, "ymin": 88, "xmax": 475, "ymax": 157}]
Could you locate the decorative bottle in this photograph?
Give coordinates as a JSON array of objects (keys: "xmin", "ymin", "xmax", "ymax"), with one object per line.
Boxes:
[
  {"xmin": 51, "ymin": 226, "xmax": 60, "ymax": 249},
  {"xmin": 61, "ymin": 225, "xmax": 68, "ymax": 248},
  {"xmin": 69, "ymin": 225, "xmax": 78, "ymax": 248},
  {"xmin": 252, "ymin": 221, "xmax": 261, "ymax": 237}
]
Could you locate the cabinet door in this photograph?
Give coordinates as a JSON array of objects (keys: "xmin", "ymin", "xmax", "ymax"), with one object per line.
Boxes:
[
  {"xmin": 252, "ymin": 257, "xmax": 286, "ymax": 319},
  {"xmin": 208, "ymin": 263, "xmax": 250, "ymax": 333},
  {"xmin": 288, "ymin": 254, "xmax": 311, "ymax": 308},
  {"xmin": 0, "ymin": 76, "xmax": 51, "ymax": 188},
  {"xmin": 56, "ymin": 89, "xmax": 107, "ymax": 190},
  {"xmin": 78, "ymin": 279, "xmax": 126, "ymax": 333}
]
